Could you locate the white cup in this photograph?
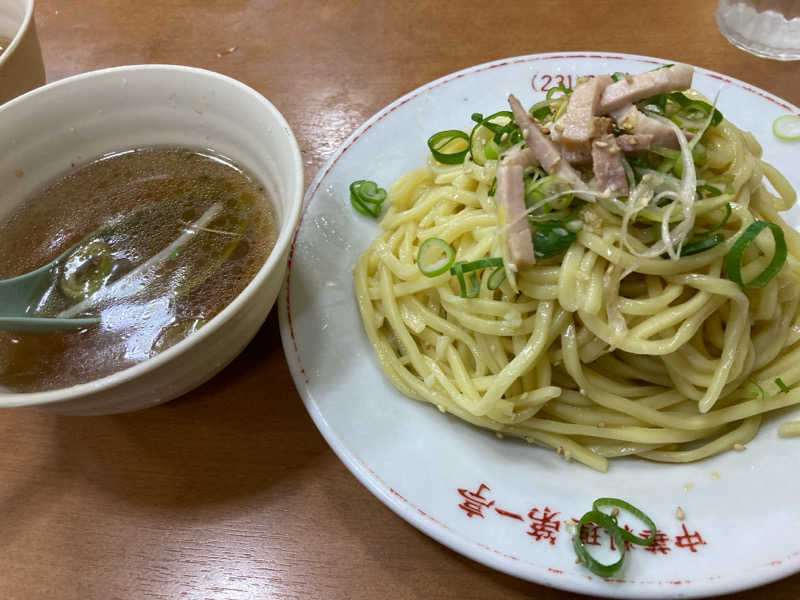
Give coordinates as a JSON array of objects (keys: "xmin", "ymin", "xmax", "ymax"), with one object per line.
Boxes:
[
  {"xmin": 0, "ymin": 65, "xmax": 304, "ymax": 414},
  {"xmin": 0, "ymin": 0, "xmax": 45, "ymax": 104}
]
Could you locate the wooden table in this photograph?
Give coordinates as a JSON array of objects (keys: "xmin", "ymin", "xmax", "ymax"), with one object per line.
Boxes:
[{"xmin": 3, "ymin": 1, "xmax": 798, "ymax": 598}]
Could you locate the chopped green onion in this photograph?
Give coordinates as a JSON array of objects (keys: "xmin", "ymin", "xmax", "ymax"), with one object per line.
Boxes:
[
  {"xmin": 417, "ymin": 238, "xmax": 456, "ymax": 277},
  {"xmin": 592, "ymin": 498, "xmax": 657, "ymax": 546},
  {"xmin": 725, "ymin": 220, "xmax": 787, "ymax": 289},
  {"xmin": 546, "ymin": 82, "xmax": 572, "ymax": 100},
  {"xmin": 749, "ymin": 379, "xmax": 766, "ymax": 400},
  {"xmin": 610, "ymin": 72, "xmax": 626, "ymax": 82},
  {"xmin": 697, "ymin": 183, "xmax": 723, "ymax": 198},
  {"xmin": 450, "ymin": 257, "xmax": 503, "ymax": 298},
  {"xmin": 60, "ymin": 239, "xmax": 114, "ymax": 300},
  {"xmin": 529, "ymin": 100, "xmax": 552, "ymax": 121},
  {"xmin": 573, "ymin": 510, "xmax": 626, "ymax": 578},
  {"xmin": 776, "ymin": 377, "xmax": 790, "ymax": 394},
  {"xmin": 532, "ymin": 221, "xmax": 576, "ymax": 258},
  {"xmin": 487, "ymin": 266, "xmax": 506, "ymax": 290},
  {"xmin": 680, "ymin": 233, "xmax": 724, "ymax": 257},
  {"xmin": 469, "ymin": 111, "xmax": 519, "ymax": 165},
  {"xmin": 350, "ymin": 180, "xmax": 388, "ymax": 217},
  {"xmin": 772, "ymin": 114, "xmax": 800, "ymax": 141},
  {"xmin": 488, "ymin": 177, "xmax": 497, "ymax": 197},
  {"xmin": 427, "ymin": 129, "xmax": 470, "ymax": 164},
  {"xmin": 705, "ymin": 203, "xmax": 732, "ymax": 234}
]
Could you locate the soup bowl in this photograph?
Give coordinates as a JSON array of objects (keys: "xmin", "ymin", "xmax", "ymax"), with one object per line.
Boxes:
[{"xmin": 0, "ymin": 65, "xmax": 303, "ymax": 414}]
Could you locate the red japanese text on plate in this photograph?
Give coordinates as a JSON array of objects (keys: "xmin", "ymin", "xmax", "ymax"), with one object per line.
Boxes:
[{"xmin": 456, "ymin": 482, "xmax": 708, "ymax": 556}]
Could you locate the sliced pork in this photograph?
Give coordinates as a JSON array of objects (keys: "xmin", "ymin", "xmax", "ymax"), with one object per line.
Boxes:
[
  {"xmin": 615, "ymin": 133, "xmax": 654, "ymax": 152},
  {"xmin": 612, "ymin": 105, "xmax": 684, "ymax": 149},
  {"xmin": 508, "ymin": 94, "xmax": 589, "ymax": 196},
  {"xmin": 501, "ymin": 146, "xmax": 536, "ymax": 168},
  {"xmin": 598, "ymin": 64, "xmax": 694, "ymax": 114},
  {"xmin": 591, "ymin": 134, "xmax": 628, "ymax": 197},
  {"xmin": 553, "ymin": 74, "xmax": 612, "ymax": 145},
  {"xmin": 495, "ymin": 163, "xmax": 535, "ymax": 269}
]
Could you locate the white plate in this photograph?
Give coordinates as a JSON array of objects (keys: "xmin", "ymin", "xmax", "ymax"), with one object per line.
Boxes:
[{"xmin": 278, "ymin": 52, "xmax": 800, "ymax": 598}]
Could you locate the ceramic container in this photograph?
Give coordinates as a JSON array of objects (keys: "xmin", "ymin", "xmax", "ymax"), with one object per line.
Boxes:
[
  {"xmin": 0, "ymin": 64, "xmax": 303, "ymax": 414},
  {"xmin": 0, "ymin": 0, "xmax": 45, "ymax": 104}
]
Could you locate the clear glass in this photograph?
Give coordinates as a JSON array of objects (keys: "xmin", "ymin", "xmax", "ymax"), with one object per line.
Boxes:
[{"xmin": 716, "ymin": 0, "xmax": 800, "ymax": 60}]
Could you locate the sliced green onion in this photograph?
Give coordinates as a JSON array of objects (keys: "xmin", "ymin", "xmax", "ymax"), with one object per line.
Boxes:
[
  {"xmin": 350, "ymin": 179, "xmax": 387, "ymax": 217},
  {"xmin": 427, "ymin": 129, "xmax": 469, "ymax": 164},
  {"xmin": 680, "ymin": 233, "xmax": 724, "ymax": 257},
  {"xmin": 546, "ymin": 82, "xmax": 572, "ymax": 100},
  {"xmin": 529, "ymin": 100, "xmax": 552, "ymax": 121},
  {"xmin": 451, "ymin": 257, "xmax": 504, "ymax": 273},
  {"xmin": 487, "ymin": 266, "xmax": 506, "ymax": 290},
  {"xmin": 60, "ymin": 239, "xmax": 114, "ymax": 300},
  {"xmin": 725, "ymin": 220, "xmax": 787, "ymax": 289},
  {"xmin": 573, "ymin": 510, "xmax": 626, "ymax": 578},
  {"xmin": 776, "ymin": 377, "xmax": 790, "ymax": 393},
  {"xmin": 450, "ymin": 258, "xmax": 503, "ymax": 298},
  {"xmin": 592, "ymin": 498, "xmax": 657, "ymax": 546},
  {"xmin": 772, "ymin": 114, "xmax": 800, "ymax": 141},
  {"xmin": 488, "ymin": 177, "xmax": 497, "ymax": 197},
  {"xmin": 469, "ymin": 112, "xmax": 518, "ymax": 165},
  {"xmin": 749, "ymin": 379, "xmax": 766, "ymax": 400},
  {"xmin": 532, "ymin": 221, "xmax": 576, "ymax": 258},
  {"xmin": 705, "ymin": 203, "xmax": 732, "ymax": 234},
  {"xmin": 417, "ymin": 238, "xmax": 455, "ymax": 277},
  {"xmin": 610, "ymin": 71, "xmax": 626, "ymax": 82},
  {"xmin": 697, "ymin": 183, "xmax": 723, "ymax": 198}
]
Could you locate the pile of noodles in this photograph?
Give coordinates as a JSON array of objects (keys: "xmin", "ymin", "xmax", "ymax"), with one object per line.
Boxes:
[{"xmin": 354, "ymin": 93, "xmax": 800, "ymax": 472}]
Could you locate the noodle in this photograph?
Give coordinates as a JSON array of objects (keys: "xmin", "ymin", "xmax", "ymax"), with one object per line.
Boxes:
[{"xmin": 353, "ymin": 73, "xmax": 800, "ymax": 471}]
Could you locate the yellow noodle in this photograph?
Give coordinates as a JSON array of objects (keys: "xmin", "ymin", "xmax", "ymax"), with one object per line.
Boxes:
[{"xmin": 354, "ymin": 105, "xmax": 800, "ymax": 471}]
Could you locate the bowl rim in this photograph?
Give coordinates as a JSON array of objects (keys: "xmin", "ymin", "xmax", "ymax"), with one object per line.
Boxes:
[
  {"xmin": 0, "ymin": 0, "xmax": 34, "ymax": 70},
  {"xmin": 0, "ymin": 63, "xmax": 304, "ymax": 407}
]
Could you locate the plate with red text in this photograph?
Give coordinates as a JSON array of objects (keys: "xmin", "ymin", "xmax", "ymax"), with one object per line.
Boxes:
[{"xmin": 278, "ymin": 52, "xmax": 800, "ymax": 598}]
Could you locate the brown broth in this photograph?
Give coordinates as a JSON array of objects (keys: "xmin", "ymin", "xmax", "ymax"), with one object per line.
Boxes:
[{"xmin": 0, "ymin": 147, "xmax": 278, "ymax": 392}]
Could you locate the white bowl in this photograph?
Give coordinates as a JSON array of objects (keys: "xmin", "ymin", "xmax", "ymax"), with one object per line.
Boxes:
[{"xmin": 0, "ymin": 65, "xmax": 303, "ymax": 414}]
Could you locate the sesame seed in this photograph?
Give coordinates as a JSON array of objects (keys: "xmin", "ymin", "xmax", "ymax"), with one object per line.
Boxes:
[
  {"xmin": 711, "ymin": 471, "xmax": 720, "ymax": 479},
  {"xmin": 733, "ymin": 443, "xmax": 746, "ymax": 451},
  {"xmin": 610, "ymin": 508, "xmax": 620, "ymax": 517},
  {"xmin": 675, "ymin": 506, "xmax": 685, "ymax": 521}
]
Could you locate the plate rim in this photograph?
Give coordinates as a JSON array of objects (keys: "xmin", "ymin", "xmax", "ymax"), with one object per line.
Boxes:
[{"xmin": 279, "ymin": 51, "xmax": 800, "ymax": 598}]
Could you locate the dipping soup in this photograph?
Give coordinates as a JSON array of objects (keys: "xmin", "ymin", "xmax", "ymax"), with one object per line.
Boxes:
[{"xmin": 0, "ymin": 147, "xmax": 278, "ymax": 392}]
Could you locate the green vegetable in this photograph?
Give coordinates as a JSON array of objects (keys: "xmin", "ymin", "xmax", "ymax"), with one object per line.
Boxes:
[
  {"xmin": 610, "ymin": 72, "xmax": 626, "ymax": 82},
  {"xmin": 725, "ymin": 220, "xmax": 787, "ymax": 289},
  {"xmin": 469, "ymin": 111, "xmax": 521, "ymax": 166},
  {"xmin": 572, "ymin": 510, "xmax": 626, "ymax": 578},
  {"xmin": 592, "ymin": 498, "xmax": 657, "ymax": 546},
  {"xmin": 573, "ymin": 498, "xmax": 658, "ymax": 578},
  {"xmin": 772, "ymin": 114, "xmax": 800, "ymax": 141},
  {"xmin": 427, "ymin": 129, "xmax": 470, "ymax": 165},
  {"xmin": 417, "ymin": 238, "xmax": 456, "ymax": 277},
  {"xmin": 486, "ymin": 266, "xmax": 506, "ymax": 290},
  {"xmin": 776, "ymin": 377, "xmax": 790, "ymax": 393},
  {"xmin": 350, "ymin": 180, "xmax": 387, "ymax": 217},
  {"xmin": 638, "ymin": 92, "xmax": 723, "ymax": 129},
  {"xmin": 450, "ymin": 257, "xmax": 504, "ymax": 298},
  {"xmin": 59, "ymin": 239, "xmax": 113, "ymax": 300},
  {"xmin": 680, "ymin": 233, "xmax": 724, "ymax": 257},
  {"xmin": 532, "ymin": 221, "xmax": 576, "ymax": 258}
]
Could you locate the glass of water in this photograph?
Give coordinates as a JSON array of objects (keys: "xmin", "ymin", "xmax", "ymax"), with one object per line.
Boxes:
[{"xmin": 716, "ymin": 0, "xmax": 800, "ymax": 60}]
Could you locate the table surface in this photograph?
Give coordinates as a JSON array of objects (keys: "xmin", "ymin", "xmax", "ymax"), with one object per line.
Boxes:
[{"xmin": 4, "ymin": 1, "xmax": 799, "ymax": 598}]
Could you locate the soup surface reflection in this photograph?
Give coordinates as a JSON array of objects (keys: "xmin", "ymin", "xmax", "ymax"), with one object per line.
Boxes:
[{"xmin": 0, "ymin": 147, "xmax": 278, "ymax": 392}]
